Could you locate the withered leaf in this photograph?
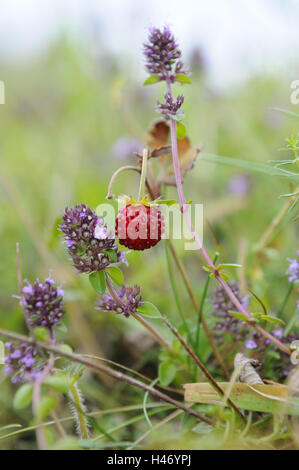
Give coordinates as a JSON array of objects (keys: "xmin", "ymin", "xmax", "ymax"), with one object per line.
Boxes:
[{"xmin": 146, "ymin": 120, "xmax": 204, "ymax": 186}]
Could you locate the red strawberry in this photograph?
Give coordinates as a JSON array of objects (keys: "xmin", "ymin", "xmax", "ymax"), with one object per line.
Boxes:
[{"xmin": 115, "ymin": 204, "xmax": 164, "ymax": 250}]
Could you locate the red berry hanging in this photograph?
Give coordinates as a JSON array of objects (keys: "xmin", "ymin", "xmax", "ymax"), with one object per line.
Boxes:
[{"xmin": 116, "ymin": 203, "xmax": 164, "ymax": 251}]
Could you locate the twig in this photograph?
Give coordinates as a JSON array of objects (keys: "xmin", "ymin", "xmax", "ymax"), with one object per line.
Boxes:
[
  {"xmin": 0, "ymin": 328, "xmax": 213, "ymax": 424},
  {"xmin": 162, "ymin": 317, "xmax": 246, "ymax": 424}
]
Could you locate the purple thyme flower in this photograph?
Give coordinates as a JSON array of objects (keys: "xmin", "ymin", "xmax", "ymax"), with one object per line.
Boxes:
[
  {"xmin": 4, "ymin": 342, "xmax": 44, "ymax": 383},
  {"xmin": 212, "ymin": 283, "xmax": 248, "ymax": 344},
  {"xmin": 143, "ymin": 26, "xmax": 187, "ymax": 82},
  {"xmin": 228, "ymin": 174, "xmax": 252, "ymax": 197},
  {"xmin": 286, "ymin": 251, "xmax": 299, "ymax": 282},
  {"xmin": 112, "ymin": 136, "xmax": 143, "ymax": 160},
  {"xmin": 96, "ymin": 285, "xmax": 143, "ymax": 318},
  {"xmin": 156, "ymin": 92, "xmax": 184, "ymax": 121},
  {"xmin": 245, "ymin": 329, "xmax": 297, "ymax": 380},
  {"xmin": 59, "ymin": 204, "xmax": 126, "ymax": 274},
  {"xmin": 22, "ymin": 276, "xmax": 65, "ymax": 330}
]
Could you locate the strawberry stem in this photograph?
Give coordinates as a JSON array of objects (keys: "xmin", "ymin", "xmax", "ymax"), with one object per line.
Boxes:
[{"xmin": 138, "ymin": 148, "xmax": 149, "ymax": 201}]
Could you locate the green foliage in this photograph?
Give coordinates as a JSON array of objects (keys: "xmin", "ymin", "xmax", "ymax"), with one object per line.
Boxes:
[
  {"xmin": 137, "ymin": 301, "xmax": 162, "ymax": 318},
  {"xmin": 158, "ymin": 361, "xmax": 177, "ymax": 386},
  {"xmin": 13, "ymin": 384, "xmax": 33, "ymax": 410},
  {"xmin": 89, "ymin": 271, "xmax": 106, "ymax": 294}
]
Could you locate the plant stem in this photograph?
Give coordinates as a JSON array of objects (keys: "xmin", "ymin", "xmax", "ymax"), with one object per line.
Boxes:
[
  {"xmin": 277, "ymin": 282, "xmax": 294, "ymax": 318},
  {"xmin": 165, "ymin": 240, "xmax": 193, "ymax": 345},
  {"xmin": 0, "ymin": 328, "xmax": 213, "ymax": 424},
  {"xmin": 106, "ymin": 277, "xmax": 171, "ymax": 351},
  {"xmin": 32, "ymin": 354, "xmax": 55, "ymax": 450},
  {"xmin": 168, "ymin": 240, "xmax": 229, "ymax": 379},
  {"xmin": 162, "ymin": 316, "xmax": 246, "ymax": 424},
  {"xmin": 165, "ymin": 77, "xmax": 290, "ymax": 355},
  {"xmin": 68, "ymin": 381, "xmax": 89, "ymax": 440},
  {"xmin": 138, "ymin": 148, "xmax": 149, "ymax": 200}
]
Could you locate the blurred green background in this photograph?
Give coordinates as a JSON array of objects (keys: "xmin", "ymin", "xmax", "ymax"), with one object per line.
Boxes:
[{"xmin": 0, "ymin": 33, "xmax": 298, "ymax": 449}]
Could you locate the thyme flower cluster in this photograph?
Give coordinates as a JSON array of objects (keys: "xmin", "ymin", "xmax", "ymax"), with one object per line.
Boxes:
[
  {"xmin": 286, "ymin": 251, "xmax": 299, "ymax": 283},
  {"xmin": 4, "ymin": 342, "xmax": 43, "ymax": 383},
  {"xmin": 143, "ymin": 26, "xmax": 187, "ymax": 82},
  {"xmin": 156, "ymin": 92, "xmax": 184, "ymax": 120},
  {"xmin": 60, "ymin": 204, "xmax": 126, "ymax": 274},
  {"xmin": 23, "ymin": 276, "xmax": 65, "ymax": 330},
  {"xmin": 96, "ymin": 285, "xmax": 143, "ymax": 318}
]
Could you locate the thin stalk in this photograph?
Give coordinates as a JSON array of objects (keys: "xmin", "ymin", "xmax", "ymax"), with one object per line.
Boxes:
[
  {"xmin": 277, "ymin": 282, "xmax": 294, "ymax": 318},
  {"xmin": 194, "ymin": 253, "xmax": 219, "ymax": 356},
  {"xmin": 165, "ymin": 240, "xmax": 193, "ymax": 346},
  {"xmin": 68, "ymin": 381, "xmax": 89, "ymax": 440},
  {"xmin": 165, "ymin": 76, "xmax": 291, "ymax": 356},
  {"xmin": 106, "ymin": 277, "xmax": 171, "ymax": 351},
  {"xmin": 32, "ymin": 354, "xmax": 55, "ymax": 450},
  {"xmin": 138, "ymin": 148, "xmax": 148, "ymax": 200},
  {"xmin": 0, "ymin": 328, "xmax": 213, "ymax": 424},
  {"xmin": 168, "ymin": 240, "xmax": 229, "ymax": 379},
  {"xmin": 162, "ymin": 317, "xmax": 246, "ymax": 424}
]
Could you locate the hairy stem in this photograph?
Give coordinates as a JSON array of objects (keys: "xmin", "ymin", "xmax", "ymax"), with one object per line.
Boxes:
[
  {"xmin": 0, "ymin": 328, "xmax": 213, "ymax": 424},
  {"xmin": 68, "ymin": 381, "xmax": 89, "ymax": 440}
]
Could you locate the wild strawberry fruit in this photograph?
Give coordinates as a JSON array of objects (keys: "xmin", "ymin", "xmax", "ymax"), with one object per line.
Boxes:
[{"xmin": 116, "ymin": 204, "xmax": 164, "ymax": 251}]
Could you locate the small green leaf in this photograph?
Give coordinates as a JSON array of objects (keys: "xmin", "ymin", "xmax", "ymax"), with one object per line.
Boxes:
[
  {"xmin": 13, "ymin": 384, "xmax": 33, "ymax": 410},
  {"xmin": 0, "ymin": 341, "xmax": 4, "ymax": 365},
  {"xmin": 106, "ymin": 266, "xmax": 124, "ymax": 286},
  {"xmin": 58, "ymin": 344, "xmax": 73, "ymax": 355},
  {"xmin": 175, "ymin": 73, "xmax": 192, "ymax": 84},
  {"xmin": 259, "ymin": 315, "xmax": 285, "ymax": 325},
  {"xmin": 32, "ymin": 327, "xmax": 50, "ymax": 342},
  {"xmin": 45, "ymin": 374, "xmax": 70, "ymax": 394},
  {"xmin": 37, "ymin": 394, "xmax": 57, "ymax": 420},
  {"xmin": 156, "ymin": 199, "xmax": 178, "ymax": 206},
  {"xmin": 104, "ymin": 249, "xmax": 118, "ymax": 263},
  {"xmin": 229, "ymin": 311, "xmax": 248, "ymax": 322},
  {"xmin": 158, "ymin": 362, "xmax": 177, "ymax": 386},
  {"xmin": 143, "ymin": 75, "xmax": 160, "ymax": 85},
  {"xmin": 217, "ymin": 263, "xmax": 242, "ymax": 269},
  {"xmin": 176, "ymin": 122, "xmax": 186, "ymax": 139},
  {"xmin": 137, "ymin": 301, "xmax": 162, "ymax": 318},
  {"xmin": 89, "ymin": 271, "xmax": 106, "ymax": 295}
]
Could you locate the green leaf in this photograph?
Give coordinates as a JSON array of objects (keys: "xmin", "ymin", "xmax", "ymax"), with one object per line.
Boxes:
[
  {"xmin": 259, "ymin": 315, "xmax": 285, "ymax": 325},
  {"xmin": 89, "ymin": 271, "xmax": 106, "ymax": 295},
  {"xmin": 199, "ymin": 153, "xmax": 299, "ymax": 182},
  {"xmin": 156, "ymin": 199, "xmax": 178, "ymax": 206},
  {"xmin": 158, "ymin": 362, "xmax": 177, "ymax": 386},
  {"xmin": 176, "ymin": 121, "xmax": 186, "ymax": 139},
  {"xmin": 104, "ymin": 249, "xmax": 118, "ymax": 263},
  {"xmin": 229, "ymin": 311, "xmax": 248, "ymax": 322},
  {"xmin": 272, "ymin": 107, "xmax": 299, "ymax": 120},
  {"xmin": 37, "ymin": 394, "xmax": 57, "ymax": 420},
  {"xmin": 217, "ymin": 263, "xmax": 242, "ymax": 269},
  {"xmin": 32, "ymin": 327, "xmax": 50, "ymax": 342},
  {"xmin": 106, "ymin": 266, "xmax": 124, "ymax": 286},
  {"xmin": 137, "ymin": 301, "xmax": 162, "ymax": 318},
  {"xmin": 58, "ymin": 344, "xmax": 73, "ymax": 355},
  {"xmin": 45, "ymin": 374, "xmax": 70, "ymax": 394},
  {"xmin": 143, "ymin": 75, "xmax": 160, "ymax": 85},
  {"xmin": 13, "ymin": 384, "xmax": 33, "ymax": 410},
  {"xmin": 175, "ymin": 73, "xmax": 192, "ymax": 84}
]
